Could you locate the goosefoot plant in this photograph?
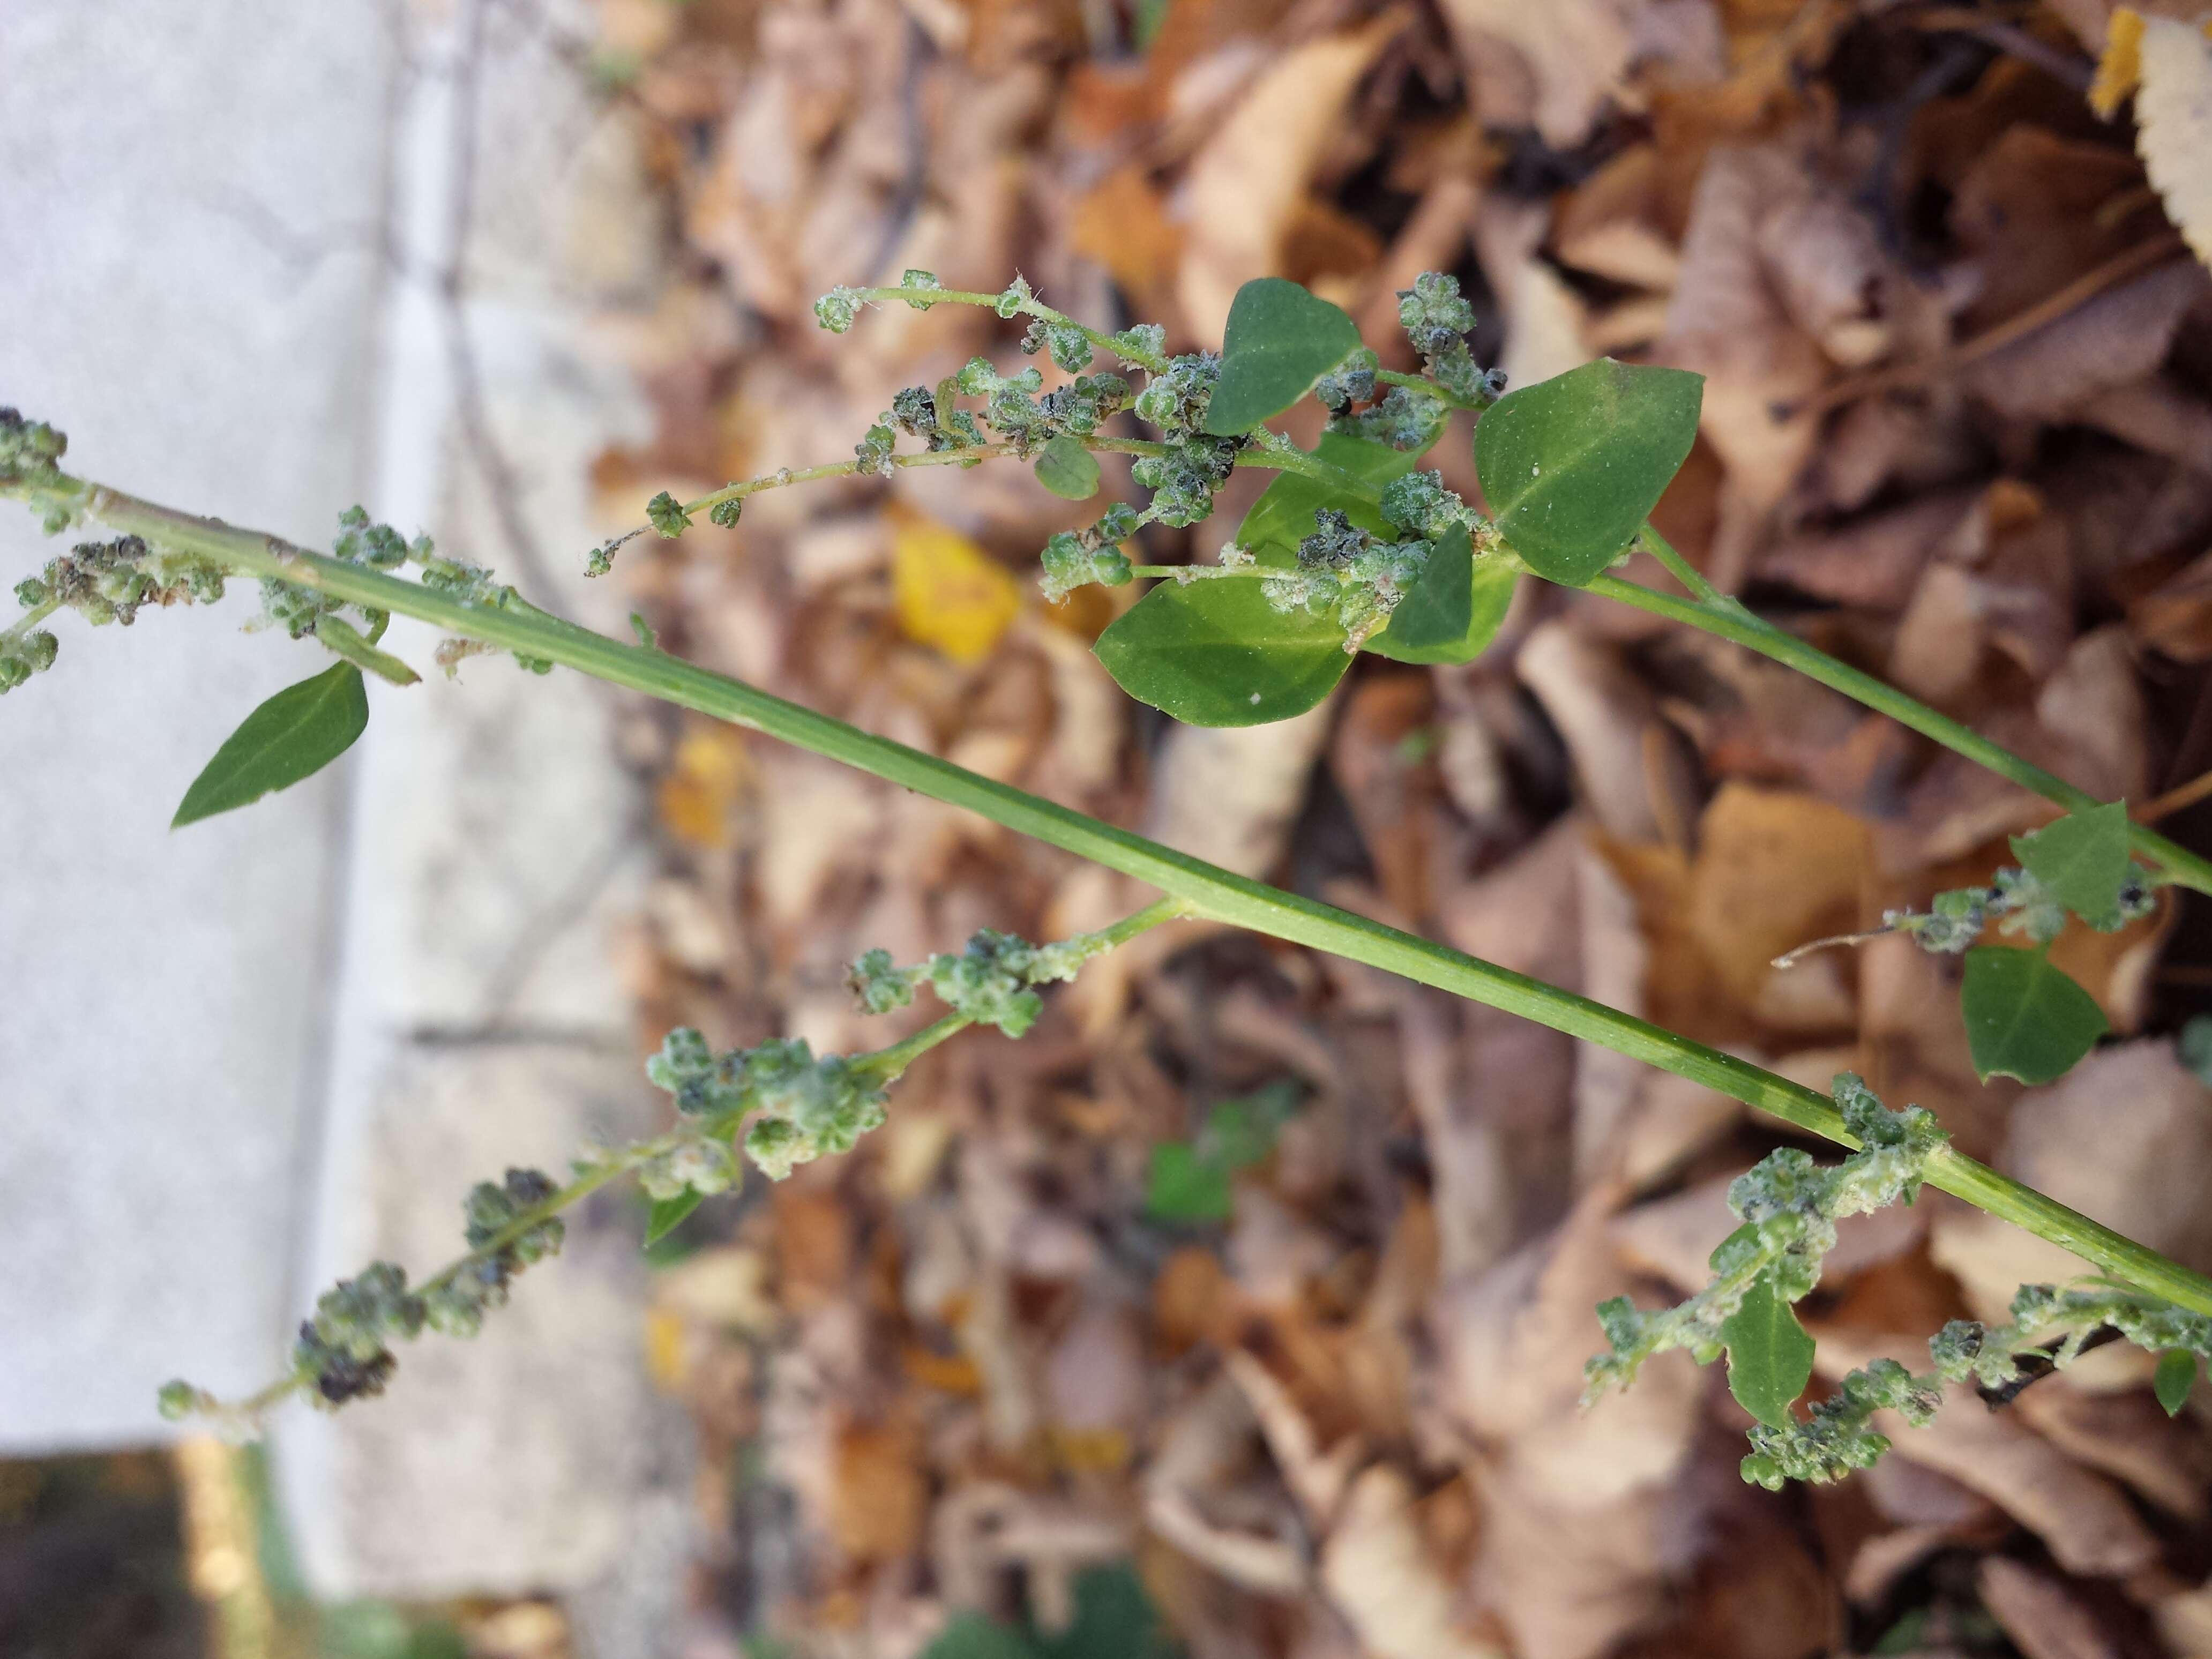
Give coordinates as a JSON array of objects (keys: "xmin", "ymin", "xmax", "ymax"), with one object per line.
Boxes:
[{"xmin": 9, "ymin": 268, "xmax": 2212, "ymax": 1485}]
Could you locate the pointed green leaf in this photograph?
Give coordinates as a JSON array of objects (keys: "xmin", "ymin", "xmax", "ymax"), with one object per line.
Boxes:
[
  {"xmin": 2011, "ymin": 803, "xmax": 2133, "ymax": 927},
  {"xmin": 1043, "ymin": 1565, "xmax": 1182, "ymax": 1659},
  {"xmin": 644, "ymin": 1190, "xmax": 707, "ymax": 1248},
  {"xmin": 1369, "ymin": 524, "xmax": 1472, "ymax": 657},
  {"xmin": 312, "ymin": 614, "xmax": 421, "ymax": 686},
  {"xmin": 1961, "ymin": 946, "xmax": 2109, "ymax": 1084},
  {"xmin": 1146, "ymin": 1141, "xmax": 1232, "ymax": 1224},
  {"xmin": 1237, "ymin": 432, "xmax": 1428, "ymax": 557},
  {"xmin": 1203, "ymin": 278, "xmax": 1365, "ymax": 435},
  {"xmin": 1094, "ymin": 576, "xmax": 1350, "ymax": 726},
  {"xmin": 1367, "ymin": 528, "xmax": 1518, "ymax": 666},
  {"xmin": 1474, "ymin": 358, "xmax": 1703, "ymax": 586},
  {"xmin": 2156, "ymin": 1349, "xmax": 2198, "ymax": 1416},
  {"xmin": 1034, "ymin": 435, "xmax": 1102, "ymax": 500},
  {"xmin": 1720, "ymin": 1272, "xmax": 1816, "ymax": 1430},
  {"xmin": 172, "ymin": 662, "xmax": 369, "ymax": 827}
]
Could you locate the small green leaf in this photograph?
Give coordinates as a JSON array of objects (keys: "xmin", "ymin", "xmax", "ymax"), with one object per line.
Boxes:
[
  {"xmin": 1474, "ymin": 358, "xmax": 1703, "ymax": 586},
  {"xmin": 1366, "ymin": 527, "xmax": 1518, "ymax": 666},
  {"xmin": 1720, "ymin": 1272, "xmax": 1816, "ymax": 1430},
  {"xmin": 1034, "ymin": 435, "xmax": 1102, "ymax": 500},
  {"xmin": 173, "ymin": 662, "xmax": 370, "ymax": 827},
  {"xmin": 1204, "ymin": 1080, "xmax": 1303, "ymax": 1170},
  {"xmin": 2012, "ymin": 803, "xmax": 2133, "ymax": 926},
  {"xmin": 1237, "ymin": 432, "xmax": 1426, "ymax": 556},
  {"xmin": 1146, "ymin": 1142, "xmax": 1233, "ymax": 1224},
  {"xmin": 921, "ymin": 1612, "xmax": 1035, "ymax": 1659},
  {"xmin": 313, "ymin": 614, "xmax": 420, "ymax": 686},
  {"xmin": 2156, "ymin": 1349, "xmax": 2198, "ymax": 1416},
  {"xmin": 1203, "ymin": 278, "xmax": 1365, "ymax": 435},
  {"xmin": 1094, "ymin": 576, "xmax": 1350, "ymax": 726},
  {"xmin": 1961, "ymin": 946, "xmax": 2110, "ymax": 1084},
  {"xmin": 644, "ymin": 1191, "xmax": 706, "ymax": 1248}
]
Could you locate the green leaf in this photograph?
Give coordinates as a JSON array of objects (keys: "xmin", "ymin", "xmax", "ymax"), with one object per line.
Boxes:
[
  {"xmin": 1042, "ymin": 1566, "xmax": 1183, "ymax": 1659},
  {"xmin": 1203, "ymin": 278, "xmax": 1364, "ymax": 435},
  {"xmin": 2012, "ymin": 803, "xmax": 2132, "ymax": 926},
  {"xmin": 2156, "ymin": 1349, "xmax": 2198, "ymax": 1416},
  {"xmin": 1236, "ymin": 432, "xmax": 1426, "ymax": 556},
  {"xmin": 1034, "ymin": 435, "xmax": 1102, "ymax": 500},
  {"xmin": 1367, "ymin": 527, "xmax": 1518, "ymax": 666},
  {"xmin": 1720, "ymin": 1272, "xmax": 1816, "ymax": 1430},
  {"xmin": 1094, "ymin": 576, "xmax": 1350, "ymax": 726},
  {"xmin": 1203, "ymin": 1080, "xmax": 1303, "ymax": 1170},
  {"xmin": 644, "ymin": 1190, "xmax": 706, "ymax": 1248},
  {"xmin": 1474, "ymin": 358, "xmax": 1703, "ymax": 586},
  {"xmin": 172, "ymin": 662, "xmax": 369, "ymax": 827},
  {"xmin": 1146, "ymin": 1142, "xmax": 1233, "ymax": 1224},
  {"xmin": 1961, "ymin": 946, "xmax": 2110, "ymax": 1084},
  {"xmin": 921, "ymin": 1613, "xmax": 1035, "ymax": 1659}
]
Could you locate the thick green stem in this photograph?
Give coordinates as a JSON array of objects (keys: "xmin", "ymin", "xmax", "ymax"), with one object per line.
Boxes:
[
  {"xmin": 1609, "ymin": 525, "xmax": 2212, "ymax": 896},
  {"xmin": 42, "ymin": 474, "xmax": 2212, "ymax": 1318}
]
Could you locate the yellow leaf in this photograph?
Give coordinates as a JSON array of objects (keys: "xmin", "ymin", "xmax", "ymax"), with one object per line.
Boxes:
[
  {"xmin": 2090, "ymin": 9, "xmax": 2144, "ymax": 119},
  {"xmin": 892, "ymin": 513, "xmax": 1021, "ymax": 664},
  {"xmin": 656, "ymin": 726, "xmax": 750, "ymax": 849},
  {"xmin": 643, "ymin": 1307, "xmax": 688, "ymax": 1393},
  {"xmin": 2136, "ymin": 13, "xmax": 2212, "ymax": 273}
]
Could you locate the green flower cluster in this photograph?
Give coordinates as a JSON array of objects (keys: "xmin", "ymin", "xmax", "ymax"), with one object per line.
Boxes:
[
  {"xmin": 1886, "ymin": 861, "xmax": 2152, "ymax": 953},
  {"xmin": 1379, "ymin": 469, "xmax": 1483, "ymax": 543},
  {"xmin": 18, "ymin": 534, "xmax": 223, "ymax": 626},
  {"xmin": 1748, "ymin": 1282, "xmax": 2212, "ymax": 1489},
  {"xmin": 1394, "ymin": 272, "xmax": 1507, "ymax": 407},
  {"xmin": 0, "ymin": 407, "xmax": 67, "ymax": 487},
  {"xmin": 1585, "ymin": 1073, "xmax": 1947, "ymax": 1400},
  {"xmin": 1022, "ymin": 316, "xmax": 1097, "ymax": 373},
  {"xmin": 288, "ymin": 1261, "xmax": 421, "ymax": 1407},
  {"xmin": 1039, "ymin": 501, "xmax": 1141, "ymax": 602},
  {"xmin": 5, "ymin": 530, "xmax": 233, "ymax": 692},
  {"xmin": 1740, "ymin": 1359, "xmax": 1940, "ymax": 1489},
  {"xmin": 1244, "ymin": 509, "xmax": 1430, "ymax": 645},
  {"xmin": 847, "ymin": 922, "xmax": 1128, "ymax": 1039},
  {"xmin": 1328, "ymin": 386, "xmax": 1447, "ymax": 451},
  {"xmin": 0, "ymin": 408, "xmax": 76, "ymax": 532},
  {"xmin": 642, "ymin": 1026, "xmax": 890, "ymax": 1183}
]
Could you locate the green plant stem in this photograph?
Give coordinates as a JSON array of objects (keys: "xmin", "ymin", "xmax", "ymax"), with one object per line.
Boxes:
[
  {"xmin": 2, "ymin": 591, "xmax": 61, "ymax": 649},
  {"xmin": 236, "ymin": 1132, "xmax": 661, "ymax": 1418},
  {"xmin": 678, "ymin": 437, "xmax": 1169, "ymax": 525},
  {"xmin": 854, "ymin": 897, "xmax": 1192, "ymax": 1079},
  {"xmin": 1147, "ymin": 438, "xmax": 2212, "ymax": 898},
  {"xmin": 213, "ymin": 891, "xmax": 1184, "ymax": 1421},
  {"xmin": 1609, "ymin": 524, "xmax": 2212, "ymax": 896},
  {"xmin": 839, "ymin": 285, "xmax": 1174, "ymax": 373},
  {"xmin": 1373, "ymin": 367, "xmax": 1488, "ymax": 410},
  {"xmin": 41, "ymin": 473, "xmax": 2212, "ymax": 1319}
]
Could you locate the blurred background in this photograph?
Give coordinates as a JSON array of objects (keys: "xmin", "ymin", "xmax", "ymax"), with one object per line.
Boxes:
[{"xmin": 6, "ymin": 0, "xmax": 2212, "ymax": 1656}]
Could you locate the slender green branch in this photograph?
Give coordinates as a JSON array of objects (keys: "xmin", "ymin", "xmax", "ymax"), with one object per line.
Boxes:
[
  {"xmin": 2, "ymin": 591, "xmax": 61, "ymax": 648},
  {"xmin": 1374, "ymin": 365, "xmax": 1486, "ymax": 411},
  {"xmin": 222, "ymin": 1130, "xmax": 671, "ymax": 1420},
  {"xmin": 838, "ymin": 283, "xmax": 1174, "ymax": 374},
  {"xmin": 1634, "ymin": 522, "xmax": 1722, "ymax": 604},
  {"xmin": 1610, "ymin": 525, "xmax": 2212, "ymax": 896},
  {"xmin": 37, "ymin": 471, "xmax": 2212, "ymax": 1318},
  {"xmin": 676, "ymin": 437, "xmax": 1170, "ymax": 525},
  {"xmin": 193, "ymin": 891, "xmax": 1191, "ymax": 1425}
]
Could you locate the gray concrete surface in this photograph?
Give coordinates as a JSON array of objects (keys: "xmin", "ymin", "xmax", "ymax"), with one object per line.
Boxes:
[
  {"xmin": 2, "ymin": 0, "xmax": 692, "ymax": 1624},
  {"xmin": 0, "ymin": 0, "xmax": 394, "ymax": 1449}
]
